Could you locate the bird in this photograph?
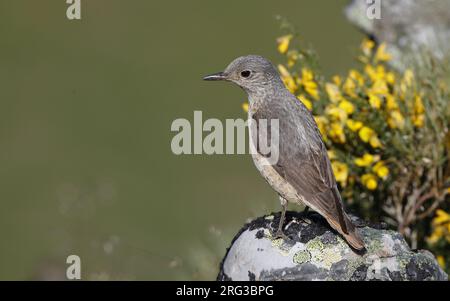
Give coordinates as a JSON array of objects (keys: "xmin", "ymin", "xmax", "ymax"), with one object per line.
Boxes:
[{"xmin": 203, "ymin": 55, "xmax": 365, "ymax": 250}]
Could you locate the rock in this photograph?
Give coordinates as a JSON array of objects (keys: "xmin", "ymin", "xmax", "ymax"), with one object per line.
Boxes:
[
  {"xmin": 345, "ymin": 0, "xmax": 450, "ymax": 69},
  {"xmin": 217, "ymin": 211, "xmax": 448, "ymax": 281}
]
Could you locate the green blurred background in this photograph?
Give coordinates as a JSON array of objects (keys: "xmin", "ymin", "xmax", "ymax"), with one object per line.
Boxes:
[{"xmin": 0, "ymin": 0, "xmax": 363, "ymax": 280}]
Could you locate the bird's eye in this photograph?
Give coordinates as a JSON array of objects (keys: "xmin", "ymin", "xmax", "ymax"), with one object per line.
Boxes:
[{"xmin": 240, "ymin": 70, "xmax": 251, "ymax": 78}]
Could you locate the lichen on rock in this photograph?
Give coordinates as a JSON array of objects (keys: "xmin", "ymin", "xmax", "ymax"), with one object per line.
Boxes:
[{"xmin": 217, "ymin": 211, "xmax": 448, "ymax": 281}]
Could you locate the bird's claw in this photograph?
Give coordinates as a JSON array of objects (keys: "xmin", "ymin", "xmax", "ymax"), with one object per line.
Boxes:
[
  {"xmin": 274, "ymin": 230, "xmax": 290, "ymax": 241},
  {"xmin": 299, "ymin": 217, "xmax": 312, "ymax": 225}
]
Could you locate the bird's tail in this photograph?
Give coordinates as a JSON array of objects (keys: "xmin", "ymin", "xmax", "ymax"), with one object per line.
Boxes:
[{"xmin": 328, "ymin": 214, "xmax": 365, "ymax": 250}]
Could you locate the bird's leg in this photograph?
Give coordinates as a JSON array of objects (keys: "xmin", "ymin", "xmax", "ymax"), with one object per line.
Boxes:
[
  {"xmin": 274, "ymin": 197, "xmax": 289, "ymax": 240},
  {"xmin": 300, "ymin": 205, "xmax": 311, "ymax": 225},
  {"xmin": 303, "ymin": 206, "xmax": 309, "ymax": 214}
]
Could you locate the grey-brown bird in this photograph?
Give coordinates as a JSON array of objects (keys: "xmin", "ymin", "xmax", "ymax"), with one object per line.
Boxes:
[{"xmin": 204, "ymin": 55, "xmax": 365, "ymax": 250}]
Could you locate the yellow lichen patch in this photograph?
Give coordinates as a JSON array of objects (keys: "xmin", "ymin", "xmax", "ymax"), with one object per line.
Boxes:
[
  {"xmin": 293, "ymin": 250, "xmax": 311, "ymax": 264},
  {"xmin": 306, "ymin": 238, "xmax": 326, "ymax": 263},
  {"xmin": 270, "ymin": 238, "xmax": 291, "ymax": 256},
  {"xmin": 321, "ymin": 248, "xmax": 342, "ymax": 269}
]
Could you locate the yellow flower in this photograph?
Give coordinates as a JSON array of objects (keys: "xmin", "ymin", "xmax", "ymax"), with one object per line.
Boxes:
[
  {"xmin": 373, "ymin": 161, "xmax": 389, "ymax": 179},
  {"xmin": 297, "ymin": 94, "xmax": 313, "ymax": 111},
  {"xmin": 331, "ymin": 161, "xmax": 349, "ymax": 187},
  {"xmin": 277, "ymin": 34, "xmax": 293, "ymax": 54},
  {"xmin": 414, "ymin": 95, "xmax": 425, "ymax": 114},
  {"xmin": 361, "ymin": 38, "xmax": 375, "ymax": 57},
  {"xmin": 303, "ymin": 82, "xmax": 319, "ymax": 100},
  {"xmin": 343, "ymin": 77, "xmax": 357, "ymax": 98},
  {"xmin": 359, "ymin": 126, "xmax": 373, "ymax": 142},
  {"xmin": 365, "ymin": 65, "xmax": 386, "ymax": 81},
  {"xmin": 349, "ymin": 70, "xmax": 364, "ymax": 86},
  {"xmin": 332, "ymin": 75, "xmax": 342, "ymax": 86},
  {"xmin": 370, "ymin": 136, "xmax": 382, "ymax": 148},
  {"xmin": 354, "ymin": 153, "xmax": 377, "ymax": 167},
  {"xmin": 327, "ymin": 150, "xmax": 336, "ymax": 160},
  {"xmin": 437, "ymin": 256, "xmax": 445, "ymax": 269},
  {"xmin": 387, "ymin": 110, "xmax": 405, "ymax": 129},
  {"xmin": 326, "ymin": 104, "xmax": 348, "ymax": 122},
  {"xmin": 329, "ymin": 122, "xmax": 346, "ymax": 144},
  {"xmin": 242, "ymin": 102, "xmax": 249, "ymax": 113},
  {"xmin": 277, "ymin": 64, "xmax": 290, "ymax": 77},
  {"xmin": 386, "ymin": 72, "xmax": 396, "ymax": 85},
  {"xmin": 370, "ymin": 79, "xmax": 389, "ymax": 96},
  {"xmin": 403, "ymin": 69, "xmax": 414, "ymax": 87},
  {"xmin": 386, "ymin": 94, "xmax": 399, "ymax": 110},
  {"xmin": 433, "ymin": 209, "xmax": 450, "ymax": 225},
  {"xmin": 374, "ymin": 43, "xmax": 392, "ymax": 62},
  {"xmin": 278, "ymin": 64, "xmax": 297, "ymax": 93},
  {"xmin": 314, "ymin": 116, "xmax": 329, "ymax": 139},
  {"xmin": 299, "ymin": 68, "xmax": 319, "ymax": 100},
  {"xmin": 339, "ymin": 99, "xmax": 355, "ymax": 114},
  {"xmin": 428, "ymin": 210, "xmax": 450, "ymax": 245},
  {"xmin": 346, "ymin": 119, "xmax": 363, "ymax": 132},
  {"xmin": 412, "ymin": 114, "xmax": 425, "ymax": 128},
  {"xmin": 400, "ymin": 69, "xmax": 414, "ymax": 96},
  {"xmin": 361, "ymin": 173, "xmax": 378, "ymax": 190},
  {"xmin": 357, "ymin": 126, "xmax": 382, "ymax": 148},
  {"xmin": 358, "ymin": 126, "xmax": 380, "ymax": 148},
  {"xmin": 365, "ymin": 65, "xmax": 377, "ymax": 81},
  {"xmin": 368, "ymin": 93, "xmax": 382, "ymax": 109},
  {"xmin": 287, "ymin": 50, "xmax": 299, "ymax": 67},
  {"xmin": 325, "ymin": 83, "xmax": 342, "ymax": 103},
  {"xmin": 301, "ymin": 68, "xmax": 314, "ymax": 81},
  {"xmin": 427, "ymin": 227, "xmax": 444, "ymax": 244}
]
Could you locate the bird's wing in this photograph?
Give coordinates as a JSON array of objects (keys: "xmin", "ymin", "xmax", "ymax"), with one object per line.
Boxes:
[{"xmin": 252, "ymin": 98, "xmax": 352, "ymax": 235}]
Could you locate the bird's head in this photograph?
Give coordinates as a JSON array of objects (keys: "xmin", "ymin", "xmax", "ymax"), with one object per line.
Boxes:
[{"xmin": 203, "ymin": 55, "xmax": 283, "ymax": 95}]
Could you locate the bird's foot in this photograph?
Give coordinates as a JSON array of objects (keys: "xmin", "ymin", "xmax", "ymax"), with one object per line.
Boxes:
[
  {"xmin": 300, "ymin": 206, "xmax": 311, "ymax": 225},
  {"xmin": 299, "ymin": 216, "xmax": 312, "ymax": 225},
  {"xmin": 273, "ymin": 229, "xmax": 290, "ymax": 241}
]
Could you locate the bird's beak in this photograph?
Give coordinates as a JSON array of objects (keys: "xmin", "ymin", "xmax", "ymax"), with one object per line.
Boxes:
[{"xmin": 203, "ymin": 72, "xmax": 227, "ymax": 81}]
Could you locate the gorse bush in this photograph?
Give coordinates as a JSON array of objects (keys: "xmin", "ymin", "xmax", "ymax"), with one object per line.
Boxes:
[{"xmin": 247, "ymin": 28, "xmax": 450, "ymax": 271}]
